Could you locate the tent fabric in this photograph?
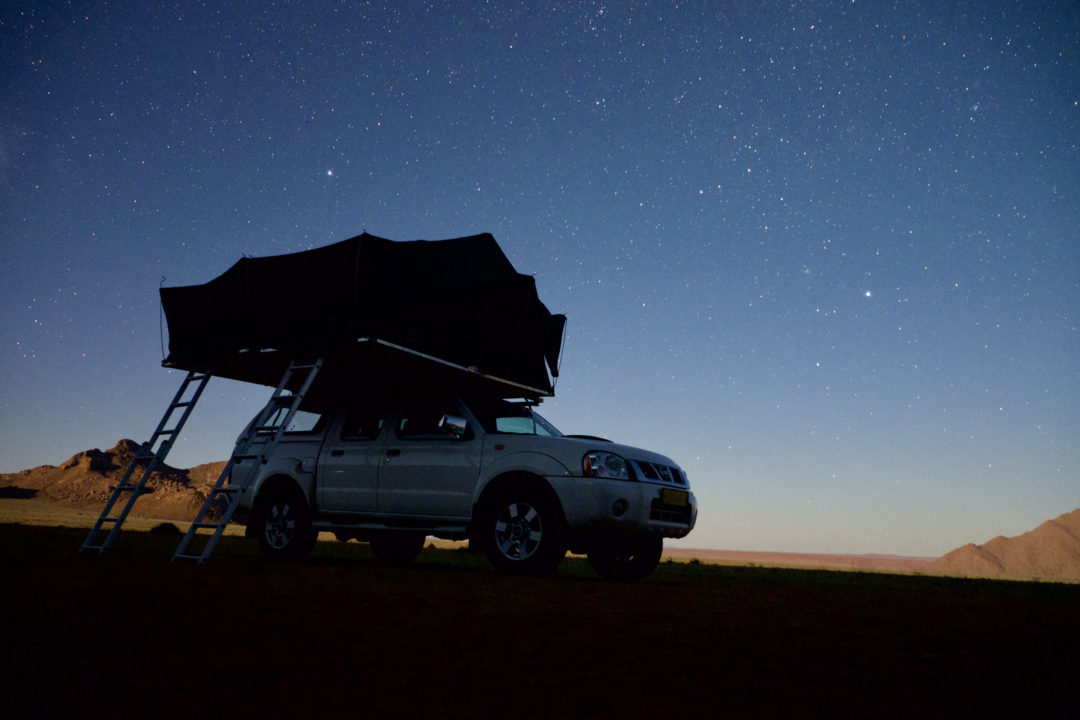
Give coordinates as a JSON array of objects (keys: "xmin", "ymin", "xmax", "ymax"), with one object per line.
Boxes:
[{"xmin": 160, "ymin": 233, "xmax": 566, "ymax": 398}]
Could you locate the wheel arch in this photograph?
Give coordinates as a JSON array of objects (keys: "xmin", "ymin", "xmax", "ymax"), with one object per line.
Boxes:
[
  {"xmin": 470, "ymin": 471, "xmax": 566, "ymax": 550},
  {"xmin": 254, "ymin": 472, "xmax": 307, "ymax": 502}
]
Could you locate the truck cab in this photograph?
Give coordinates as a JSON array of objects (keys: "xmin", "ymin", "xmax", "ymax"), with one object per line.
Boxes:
[{"xmin": 233, "ymin": 393, "xmax": 696, "ymax": 580}]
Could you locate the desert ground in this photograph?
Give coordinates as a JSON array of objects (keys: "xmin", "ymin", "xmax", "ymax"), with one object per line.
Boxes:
[{"xmin": 3, "ymin": 514, "xmax": 1078, "ymax": 718}]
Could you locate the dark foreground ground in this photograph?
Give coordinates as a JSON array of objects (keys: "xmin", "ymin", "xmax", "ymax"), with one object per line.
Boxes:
[{"xmin": 3, "ymin": 524, "xmax": 1077, "ymax": 719}]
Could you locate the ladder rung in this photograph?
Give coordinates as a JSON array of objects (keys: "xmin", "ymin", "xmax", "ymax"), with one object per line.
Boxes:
[
  {"xmin": 173, "ymin": 401, "xmax": 195, "ymax": 408},
  {"xmin": 173, "ymin": 553, "xmax": 202, "ymax": 561},
  {"xmin": 115, "ymin": 485, "xmax": 138, "ymax": 492},
  {"xmin": 102, "ymin": 517, "xmax": 120, "ymax": 523},
  {"xmin": 193, "ymin": 522, "xmax": 220, "ymax": 529},
  {"xmin": 212, "ymin": 486, "xmax": 239, "ymax": 494}
]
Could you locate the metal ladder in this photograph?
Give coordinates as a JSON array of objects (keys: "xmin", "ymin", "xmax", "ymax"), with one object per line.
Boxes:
[
  {"xmin": 172, "ymin": 357, "xmax": 323, "ymax": 564},
  {"xmin": 81, "ymin": 370, "xmax": 212, "ymax": 554}
]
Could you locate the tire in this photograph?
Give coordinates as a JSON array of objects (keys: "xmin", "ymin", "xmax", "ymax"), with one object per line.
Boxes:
[
  {"xmin": 587, "ymin": 535, "xmax": 663, "ymax": 581},
  {"xmin": 370, "ymin": 532, "xmax": 426, "ymax": 566},
  {"xmin": 484, "ymin": 486, "xmax": 566, "ymax": 576},
  {"xmin": 253, "ymin": 484, "xmax": 315, "ymax": 561}
]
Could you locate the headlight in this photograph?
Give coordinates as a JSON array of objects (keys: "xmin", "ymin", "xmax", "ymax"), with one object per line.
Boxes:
[{"xmin": 583, "ymin": 451, "xmax": 631, "ymax": 480}]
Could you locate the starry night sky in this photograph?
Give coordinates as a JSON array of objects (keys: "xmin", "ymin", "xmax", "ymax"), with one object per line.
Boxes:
[{"xmin": 2, "ymin": 1, "xmax": 1078, "ymax": 555}]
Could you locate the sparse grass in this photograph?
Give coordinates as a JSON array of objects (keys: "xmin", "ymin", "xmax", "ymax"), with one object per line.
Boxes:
[{"xmin": 0, "ymin": 497, "xmax": 248, "ymax": 535}]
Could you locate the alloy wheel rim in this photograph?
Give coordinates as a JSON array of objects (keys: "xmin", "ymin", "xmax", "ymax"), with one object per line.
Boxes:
[
  {"xmin": 265, "ymin": 501, "xmax": 295, "ymax": 549},
  {"xmin": 493, "ymin": 502, "xmax": 543, "ymax": 561}
]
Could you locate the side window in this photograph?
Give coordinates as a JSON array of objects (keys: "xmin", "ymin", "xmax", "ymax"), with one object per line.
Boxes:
[
  {"xmin": 341, "ymin": 405, "xmax": 386, "ymax": 441},
  {"xmin": 397, "ymin": 398, "xmax": 471, "ymax": 441}
]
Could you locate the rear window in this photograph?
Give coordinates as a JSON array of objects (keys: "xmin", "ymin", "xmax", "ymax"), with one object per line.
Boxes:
[{"xmin": 256, "ymin": 408, "xmax": 324, "ymax": 435}]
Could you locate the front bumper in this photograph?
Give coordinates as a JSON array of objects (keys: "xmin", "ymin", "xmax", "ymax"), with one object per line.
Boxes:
[{"xmin": 547, "ymin": 475, "xmax": 697, "ymax": 539}]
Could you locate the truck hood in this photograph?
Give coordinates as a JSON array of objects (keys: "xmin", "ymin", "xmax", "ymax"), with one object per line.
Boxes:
[{"xmin": 498, "ymin": 434, "xmax": 682, "ymax": 475}]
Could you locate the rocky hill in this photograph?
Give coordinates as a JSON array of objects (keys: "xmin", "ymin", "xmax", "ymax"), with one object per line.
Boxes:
[
  {"xmin": 0, "ymin": 440, "xmax": 227, "ymax": 522},
  {"xmin": 927, "ymin": 509, "xmax": 1080, "ymax": 581}
]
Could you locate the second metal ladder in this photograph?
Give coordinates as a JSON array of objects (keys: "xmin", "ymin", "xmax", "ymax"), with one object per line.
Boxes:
[{"xmin": 172, "ymin": 357, "xmax": 323, "ymax": 564}]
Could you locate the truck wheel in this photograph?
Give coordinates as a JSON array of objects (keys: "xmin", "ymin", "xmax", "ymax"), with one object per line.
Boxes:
[
  {"xmin": 588, "ymin": 535, "xmax": 663, "ymax": 581},
  {"xmin": 370, "ymin": 532, "xmax": 426, "ymax": 566},
  {"xmin": 253, "ymin": 485, "xmax": 315, "ymax": 562},
  {"xmin": 484, "ymin": 488, "xmax": 566, "ymax": 576}
]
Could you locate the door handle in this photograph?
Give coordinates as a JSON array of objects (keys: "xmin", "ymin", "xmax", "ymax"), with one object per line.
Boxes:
[
  {"xmin": 330, "ymin": 450, "xmax": 344, "ymax": 457},
  {"xmin": 386, "ymin": 448, "xmax": 401, "ymax": 457}
]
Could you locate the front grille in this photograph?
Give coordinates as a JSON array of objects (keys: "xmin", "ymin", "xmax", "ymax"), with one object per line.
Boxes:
[{"xmin": 632, "ymin": 459, "xmax": 686, "ymax": 486}]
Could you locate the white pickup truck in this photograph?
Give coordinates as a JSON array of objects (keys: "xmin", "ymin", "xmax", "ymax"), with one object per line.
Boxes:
[{"xmin": 232, "ymin": 393, "xmax": 696, "ymax": 580}]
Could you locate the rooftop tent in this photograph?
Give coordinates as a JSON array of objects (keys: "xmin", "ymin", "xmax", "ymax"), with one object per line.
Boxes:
[{"xmin": 159, "ymin": 233, "xmax": 566, "ymax": 402}]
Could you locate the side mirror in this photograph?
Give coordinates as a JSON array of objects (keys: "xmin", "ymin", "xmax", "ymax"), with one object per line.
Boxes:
[{"xmin": 438, "ymin": 414, "xmax": 468, "ymax": 436}]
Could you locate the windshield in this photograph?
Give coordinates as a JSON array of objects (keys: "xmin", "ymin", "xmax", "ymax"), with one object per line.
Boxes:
[{"xmin": 468, "ymin": 398, "xmax": 562, "ymax": 437}]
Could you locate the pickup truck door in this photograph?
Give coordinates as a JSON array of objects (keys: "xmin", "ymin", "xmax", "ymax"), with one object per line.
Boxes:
[
  {"xmin": 316, "ymin": 405, "xmax": 387, "ymax": 513},
  {"xmin": 377, "ymin": 397, "xmax": 482, "ymax": 517}
]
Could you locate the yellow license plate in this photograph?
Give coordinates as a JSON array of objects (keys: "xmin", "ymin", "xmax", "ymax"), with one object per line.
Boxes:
[{"xmin": 661, "ymin": 489, "xmax": 689, "ymax": 507}]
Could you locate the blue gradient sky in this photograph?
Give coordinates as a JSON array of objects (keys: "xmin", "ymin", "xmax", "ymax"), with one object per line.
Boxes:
[{"xmin": 2, "ymin": 1, "xmax": 1077, "ymax": 555}]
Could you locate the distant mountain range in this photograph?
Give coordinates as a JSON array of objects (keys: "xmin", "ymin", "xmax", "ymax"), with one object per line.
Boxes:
[{"xmin": 2, "ymin": 441, "xmax": 1078, "ymax": 580}]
